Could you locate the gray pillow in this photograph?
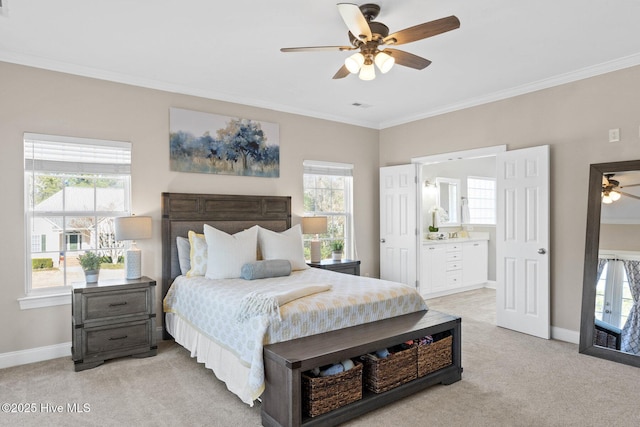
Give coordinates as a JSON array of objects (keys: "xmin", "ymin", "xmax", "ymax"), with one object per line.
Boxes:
[
  {"xmin": 241, "ymin": 259, "xmax": 292, "ymax": 280},
  {"xmin": 177, "ymin": 236, "xmax": 191, "ymax": 275}
]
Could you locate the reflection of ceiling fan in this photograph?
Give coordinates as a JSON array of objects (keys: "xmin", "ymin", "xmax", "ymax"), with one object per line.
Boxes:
[
  {"xmin": 602, "ymin": 173, "xmax": 640, "ymax": 203},
  {"xmin": 280, "ymin": 3, "xmax": 460, "ymax": 81}
]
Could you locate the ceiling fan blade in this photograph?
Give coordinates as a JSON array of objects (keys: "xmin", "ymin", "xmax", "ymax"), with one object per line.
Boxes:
[
  {"xmin": 383, "ymin": 48, "xmax": 432, "ymax": 70},
  {"xmin": 384, "ymin": 15, "xmax": 460, "ymax": 46},
  {"xmin": 332, "ymin": 65, "xmax": 351, "ymax": 79},
  {"xmin": 281, "ymin": 46, "xmax": 355, "ymax": 53},
  {"xmin": 621, "ymin": 183, "xmax": 640, "ymax": 188},
  {"xmin": 337, "ymin": 3, "xmax": 372, "ymax": 41},
  {"xmin": 619, "ymin": 191, "xmax": 640, "ymax": 201}
]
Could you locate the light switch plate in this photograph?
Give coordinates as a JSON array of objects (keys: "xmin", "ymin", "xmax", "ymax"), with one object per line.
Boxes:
[{"xmin": 609, "ymin": 128, "xmax": 620, "ymax": 143}]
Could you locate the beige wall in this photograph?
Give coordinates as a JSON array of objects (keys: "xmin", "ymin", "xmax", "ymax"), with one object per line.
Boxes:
[
  {"xmin": 380, "ymin": 65, "xmax": 640, "ymax": 333},
  {"xmin": 4, "ymin": 60, "xmax": 640, "ymax": 356},
  {"xmin": 0, "ymin": 62, "xmax": 379, "ymax": 354},
  {"xmin": 600, "ymin": 224, "xmax": 640, "ymax": 251}
]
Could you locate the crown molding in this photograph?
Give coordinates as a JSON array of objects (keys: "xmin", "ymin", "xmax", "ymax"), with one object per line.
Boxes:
[{"xmin": 3, "ymin": 50, "xmax": 640, "ymax": 131}]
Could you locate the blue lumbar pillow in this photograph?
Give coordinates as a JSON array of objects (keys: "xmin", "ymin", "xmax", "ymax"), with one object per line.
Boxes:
[{"xmin": 241, "ymin": 259, "xmax": 292, "ymax": 280}]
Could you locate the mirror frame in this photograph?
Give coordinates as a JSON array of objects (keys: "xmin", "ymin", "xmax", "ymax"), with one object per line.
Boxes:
[{"xmin": 579, "ymin": 159, "xmax": 640, "ymax": 367}]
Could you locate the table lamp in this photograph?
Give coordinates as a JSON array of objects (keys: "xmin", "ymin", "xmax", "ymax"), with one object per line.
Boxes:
[
  {"xmin": 301, "ymin": 216, "xmax": 327, "ymax": 263},
  {"xmin": 114, "ymin": 215, "xmax": 152, "ymax": 280}
]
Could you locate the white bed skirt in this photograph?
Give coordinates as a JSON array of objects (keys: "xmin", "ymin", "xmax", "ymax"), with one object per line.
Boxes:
[{"xmin": 166, "ymin": 312, "xmax": 259, "ymax": 406}]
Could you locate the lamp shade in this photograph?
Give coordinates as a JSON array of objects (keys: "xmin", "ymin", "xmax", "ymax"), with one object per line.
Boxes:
[
  {"xmin": 359, "ymin": 63, "xmax": 375, "ymax": 81},
  {"xmin": 374, "ymin": 51, "xmax": 395, "ymax": 73},
  {"xmin": 345, "ymin": 52, "xmax": 365, "ymax": 73},
  {"xmin": 114, "ymin": 216, "xmax": 152, "ymax": 241},
  {"xmin": 301, "ymin": 216, "xmax": 328, "ymax": 235}
]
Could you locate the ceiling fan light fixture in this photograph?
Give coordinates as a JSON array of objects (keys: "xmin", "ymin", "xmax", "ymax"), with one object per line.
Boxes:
[
  {"xmin": 345, "ymin": 52, "xmax": 365, "ymax": 73},
  {"xmin": 602, "ymin": 192, "xmax": 613, "ymax": 204},
  {"xmin": 359, "ymin": 63, "xmax": 376, "ymax": 80},
  {"xmin": 610, "ymin": 190, "xmax": 621, "ymax": 201},
  {"xmin": 374, "ymin": 51, "xmax": 395, "ymax": 73}
]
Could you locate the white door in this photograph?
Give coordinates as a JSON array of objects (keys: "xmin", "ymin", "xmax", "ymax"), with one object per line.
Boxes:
[
  {"xmin": 496, "ymin": 145, "xmax": 550, "ymax": 339},
  {"xmin": 380, "ymin": 164, "xmax": 418, "ymax": 287}
]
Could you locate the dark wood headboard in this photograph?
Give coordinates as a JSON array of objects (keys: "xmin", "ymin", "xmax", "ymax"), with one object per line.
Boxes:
[{"xmin": 161, "ymin": 192, "xmax": 292, "ymax": 339}]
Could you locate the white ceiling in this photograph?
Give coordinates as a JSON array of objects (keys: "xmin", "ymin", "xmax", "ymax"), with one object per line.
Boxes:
[
  {"xmin": 2, "ymin": 0, "xmax": 640, "ymax": 129},
  {"xmin": 601, "ymin": 170, "xmax": 640, "ymax": 224}
]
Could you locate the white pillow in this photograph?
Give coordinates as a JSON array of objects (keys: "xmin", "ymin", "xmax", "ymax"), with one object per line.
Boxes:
[
  {"xmin": 204, "ymin": 224, "xmax": 258, "ymax": 279},
  {"xmin": 257, "ymin": 224, "xmax": 309, "ymax": 271},
  {"xmin": 186, "ymin": 231, "xmax": 207, "ymax": 277}
]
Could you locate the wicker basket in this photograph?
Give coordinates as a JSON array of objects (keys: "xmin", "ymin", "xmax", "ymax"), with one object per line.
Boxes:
[
  {"xmin": 361, "ymin": 346, "xmax": 417, "ymax": 393},
  {"xmin": 417, "ymin": 335, "xmax": 453, "ymax": 377},
  {"xmin": 302, "ymin": 361, "xmax": 363, "ymax": 418}
]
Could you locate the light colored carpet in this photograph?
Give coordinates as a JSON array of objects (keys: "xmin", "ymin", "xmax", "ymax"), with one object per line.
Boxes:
[{"xmin": 1, "ymin": 288, "xmax": 638, "ymax": 426}]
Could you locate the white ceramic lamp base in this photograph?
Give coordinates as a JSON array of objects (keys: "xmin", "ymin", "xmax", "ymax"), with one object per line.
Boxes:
[
  {"xmin": 310, "ymin": 240, "xmax": 321, "ymax": 263},
  {"xmin": 124, "ymin": 246, "xmax": 142, "ymax": 280}
]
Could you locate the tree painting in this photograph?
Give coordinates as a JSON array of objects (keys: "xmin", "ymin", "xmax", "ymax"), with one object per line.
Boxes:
[{"xmin": 169, "ymin": 108, "xmax": 280, "ymax": 177}]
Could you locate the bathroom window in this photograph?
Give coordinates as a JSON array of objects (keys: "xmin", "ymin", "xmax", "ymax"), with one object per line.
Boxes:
[{"xmin": 466, "ymin": 176, "xmax": 496, "ymax": 225}]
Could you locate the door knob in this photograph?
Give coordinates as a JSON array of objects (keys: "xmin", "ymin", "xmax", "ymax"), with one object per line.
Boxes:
[
  {"xmin": 538, "ymin": 248, "xmax": 546, "ymax": 254},
  {"xmin": 380, "ymin": 238, "xmax": 386, "ymax": 243}
]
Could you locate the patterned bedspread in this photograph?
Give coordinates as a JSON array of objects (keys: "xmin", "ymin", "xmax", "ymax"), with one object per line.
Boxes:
[{"xmin": 163, "ymin": 268, "xmax": 427, "ymax": 400}]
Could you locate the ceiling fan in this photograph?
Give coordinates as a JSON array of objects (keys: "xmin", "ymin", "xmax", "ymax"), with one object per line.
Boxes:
[
  {"xmin": 280, "ymin": 3, "xmax": 460, "ymax": 81},
  {"xmin": 602, "ymin": 173, "xmax": 640, "ymax": 203}
]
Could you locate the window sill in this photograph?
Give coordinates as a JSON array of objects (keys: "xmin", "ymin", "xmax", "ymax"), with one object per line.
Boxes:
[{"xmin": 18, "ymin": 290, "xmax": 71, "ymax": 310}]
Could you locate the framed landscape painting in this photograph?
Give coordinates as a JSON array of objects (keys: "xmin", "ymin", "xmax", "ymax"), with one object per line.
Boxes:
[{"xmin": 169, "ymin": 107, "xmax": 280, "ymax": 177}]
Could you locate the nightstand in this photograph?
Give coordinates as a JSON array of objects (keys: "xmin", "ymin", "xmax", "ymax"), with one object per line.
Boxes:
[
  {"xmin": 71, "ymin": 276, "xmax": 157, "ymax": 371},
  {"xmin": 307, "ymin": 259, "xmax": 361, "ymax": 276}
]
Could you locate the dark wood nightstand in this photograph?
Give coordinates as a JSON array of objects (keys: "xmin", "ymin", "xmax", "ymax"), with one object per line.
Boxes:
[
  {"xmin": 71, "ymin": 276, "xmax": 157, "ymax": 371},
  {"xmin": 307, "ymin": 259, "xmax": 361, "ymax": 276}
]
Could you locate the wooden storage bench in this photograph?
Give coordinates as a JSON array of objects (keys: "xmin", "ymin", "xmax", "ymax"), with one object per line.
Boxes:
[{"xmin": 262, "ymin": 310, "xmax": 462, "ymax": 427}]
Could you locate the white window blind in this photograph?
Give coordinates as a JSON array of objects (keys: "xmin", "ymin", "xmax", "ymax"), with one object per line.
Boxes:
[
  {"xmin": 303, "ymin": 160, "xmax": 353, "ymax": 177},
  {"xmin": 24, "ymin": 133, "xmax": 131, "ymax": 174}
]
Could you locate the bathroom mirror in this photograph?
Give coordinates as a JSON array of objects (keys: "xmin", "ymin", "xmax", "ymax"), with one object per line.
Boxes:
[
  {"xmin": 579, "ymin": 160, "xmax": 640, "ymax": 367},
  {"xmin": 435, "ymin": 177, "xmax": 460, "ymax": 226}
]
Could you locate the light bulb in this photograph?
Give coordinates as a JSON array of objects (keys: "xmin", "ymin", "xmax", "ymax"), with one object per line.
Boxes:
[
  {"xmin": 602, "ymin": 194, "xmax": 613, "ymax": 204},
  {"xmin": 345, "ymin": 53, "xmax": 365, "ymax": 74},
  {"xmin": 374, "ymin": 51, "xmax": 395, "ymax": 73},
  {"xmin": 610, "ymin": 190, "xmax": 621, "ymax": 201},
  {"xmin": 359, "ymin": 63, "xmax": 375, "ymax": 80}
]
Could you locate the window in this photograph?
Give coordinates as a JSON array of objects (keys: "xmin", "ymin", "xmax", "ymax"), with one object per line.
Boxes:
[
  {"xmin": 596, "ymin": 259, "xmax": 633, "ymax": 329},
  {"xmin": 24, "ymin": 133, "xmax": 131, "ymax": 295},
  {"xmin": 303, "ymin": 160, "xmax": 354, "ymax": 260},
  {"xmin": 466, "ymin": 176, "xmax": 496, "ymax": 225}
]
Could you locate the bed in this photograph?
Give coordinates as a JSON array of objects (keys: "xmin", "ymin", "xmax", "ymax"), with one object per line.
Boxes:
[{"xmin": 161, "ymin": 193, "xmax": 450, "ymax": 416}]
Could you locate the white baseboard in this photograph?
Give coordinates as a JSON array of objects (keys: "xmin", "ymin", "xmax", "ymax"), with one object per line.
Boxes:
[
  {"xmin": 0, "ymin": 342, "xmax": 71, "ymax": 369},
  {"xmin": 551, "ymin": 326, "xmax": 579, "ymax": 344},
  {"xmin": 0, "ymin": 327, "xmax": 166, "ymax": 370},
  {"xmin": 484, "ymin": 280, "xmax": 497, "ymax": 289}
]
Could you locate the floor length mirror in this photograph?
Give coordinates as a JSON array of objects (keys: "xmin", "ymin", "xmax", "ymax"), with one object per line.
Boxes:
[{"xmin": 579, "ymin": 160, "xmax": 640, "ymax": 367}]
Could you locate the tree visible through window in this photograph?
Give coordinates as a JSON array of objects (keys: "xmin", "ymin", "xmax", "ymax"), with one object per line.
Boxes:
[
  {"xmin": 24, "ymin": 134, "xmax": 131, "ymax": 292},
  {"xmin": 303, "ymin": 161, "xmax": 354, "ymax": 260}
]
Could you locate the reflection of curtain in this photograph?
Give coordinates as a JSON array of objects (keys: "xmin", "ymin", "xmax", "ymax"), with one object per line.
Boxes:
[
  {"xmin": 597, "ymin": 258, "xmax": 608, "ymax": 282},
  {"xmin": 620, "ymin": 260, "xmax": 640, "ymax": 354}
]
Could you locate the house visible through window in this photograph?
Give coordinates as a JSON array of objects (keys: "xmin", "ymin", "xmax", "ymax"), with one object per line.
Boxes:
[
  {"xmin": 24, "ymin": 133, "xmax": 131, "ymax": 293},
  {"xmin": 466, "ymin": 176, "xmax": 496, "ymax": 225},
  {"xmin": 303, "ymin": 160, "xmax": 354, "ymax": 260}
]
